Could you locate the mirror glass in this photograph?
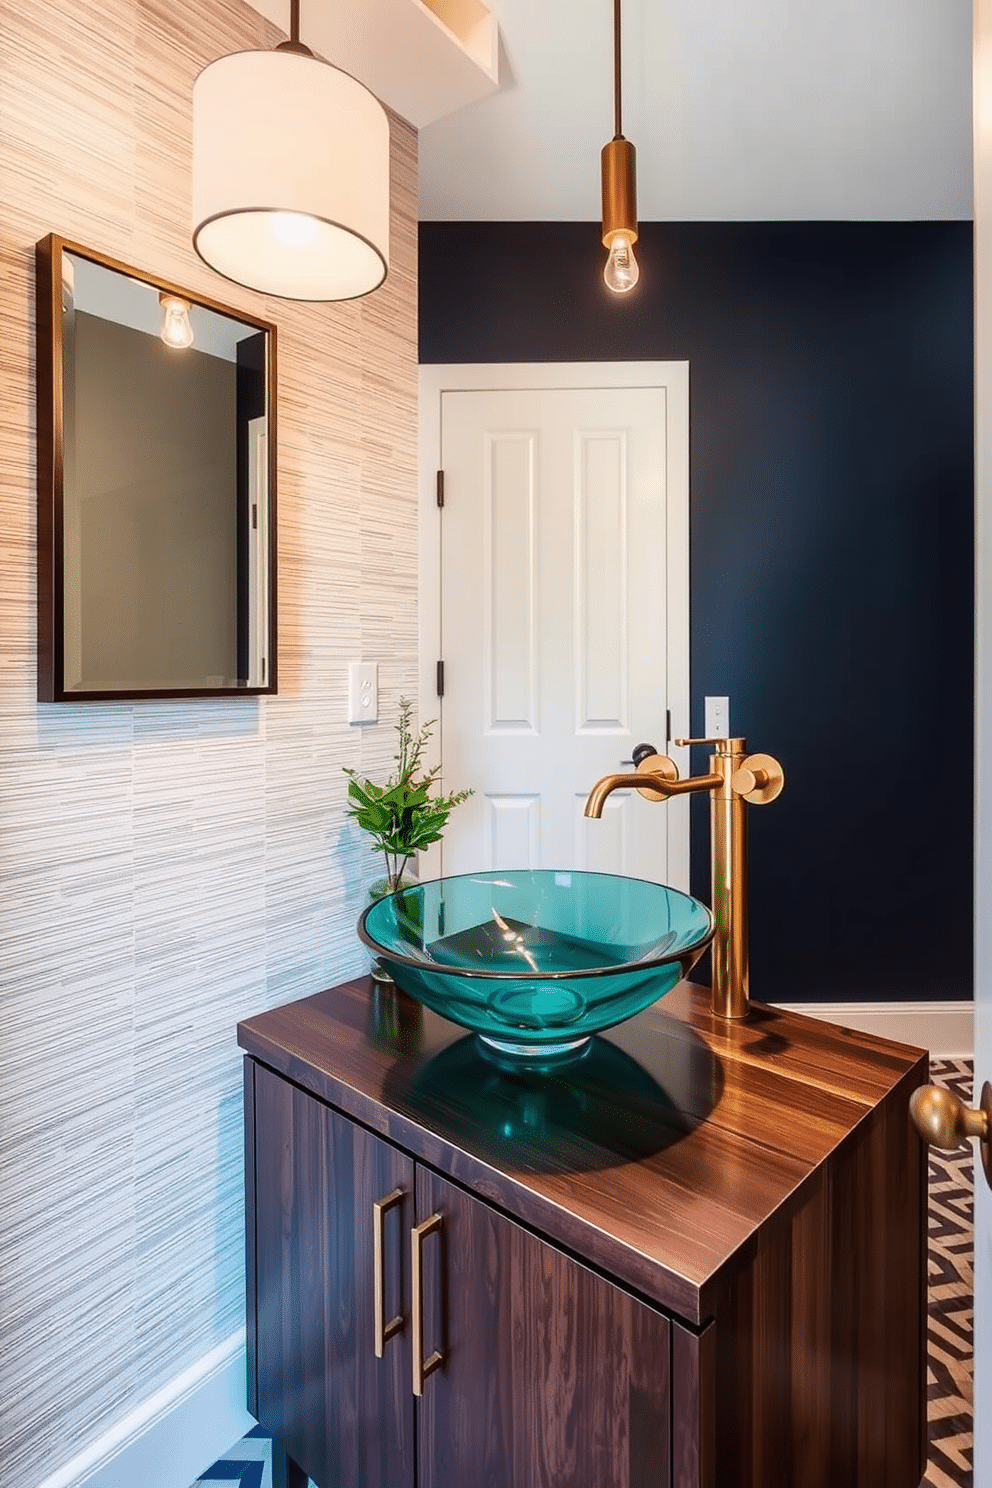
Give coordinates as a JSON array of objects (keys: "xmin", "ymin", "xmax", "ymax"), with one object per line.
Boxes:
[{"xmin": 37, "ymin": 236, "xmax": 276, "ymax": 699}]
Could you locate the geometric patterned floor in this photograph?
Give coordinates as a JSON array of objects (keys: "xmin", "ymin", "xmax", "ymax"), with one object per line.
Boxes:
[
  {"xmin": 195, "ymin": 1059, "xmax": 976, "ymax": 1488},
  {"xmin": 191, "ymin": 1423, "xmax": 295, "ymax": 1488},
  {"xmin": 922, "ymin": 1057, "xmax": 975, "ymax": 1488},
  {"xmin": 191, "ymin": 1424, "xmax": 271, "ymax": 1488}
]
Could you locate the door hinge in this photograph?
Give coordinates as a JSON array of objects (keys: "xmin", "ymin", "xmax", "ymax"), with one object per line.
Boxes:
[
  {"xmin": 436, "ymin": 660, "xmax": 444, "ymax": 697},
  {"xmin": 252, "ymin": 503, "xmax": 258, "ymax": 530},
  {"xmin": 666, "ymin": 708, "xmax": 672, "ymax": 745},
  {"xmin": 261, "ymin": 657, "xmax": 266, "ymax": 682},
  {"xmin": 436, "ymin": 470, "xmax": 445, "ymax": 508}
]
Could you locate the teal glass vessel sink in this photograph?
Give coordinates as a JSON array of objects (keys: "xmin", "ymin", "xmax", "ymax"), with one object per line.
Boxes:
[{"xmin": 358, "ymin": 869, "xmax": 714, "ymax": 1058}]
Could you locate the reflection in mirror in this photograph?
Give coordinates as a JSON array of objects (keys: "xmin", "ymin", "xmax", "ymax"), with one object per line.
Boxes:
[{"xmin": 37, "ymin": 235, "xmax": 277, "ymax": 700}]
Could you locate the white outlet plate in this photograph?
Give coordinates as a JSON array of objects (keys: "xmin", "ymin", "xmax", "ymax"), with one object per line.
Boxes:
[
  {"xmin": 348, "ymin": 662, "xmax": 378, "ymax": 724},
  {"xmin": 704, "ymin": 696, "xmax": 730, "ymax": 738}
]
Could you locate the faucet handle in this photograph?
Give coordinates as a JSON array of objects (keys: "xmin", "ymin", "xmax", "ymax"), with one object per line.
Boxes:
[
  {"xmin": 634, "ymin": 752, "xmax": 679, "ymax": 802},
  {"xmin": 731, "ymin": 752, "xmax": 785, "ymax": 804},
  {"xmin": 673, "ymin": 736, "xmax": 746, "ymax": 752}
]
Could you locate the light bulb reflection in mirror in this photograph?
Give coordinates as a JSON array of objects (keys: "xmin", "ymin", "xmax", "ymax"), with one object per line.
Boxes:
[
  {"xmin": 271, "ymin": 211, "xmax": 319, "ymax": 246},
  {"xmin": 604, "ymin": 234, "xmax": 639, "ymax": 294},
  {"xmin": 159, "ymin": 294, "xmax": 194, "ymax": 349}
]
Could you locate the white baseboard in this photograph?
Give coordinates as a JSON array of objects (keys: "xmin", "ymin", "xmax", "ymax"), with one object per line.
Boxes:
[
  {"xmin": 774, "ymin": 999, "xmax": 974, "ymax": 1058},
  {"xmin": 35, "ymin": 1330, "xmax": 254, "ymax": 1488}
]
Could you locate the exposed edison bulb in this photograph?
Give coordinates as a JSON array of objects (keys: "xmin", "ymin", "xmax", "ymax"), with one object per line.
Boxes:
[
  {"xmin": 604, "ymin": 233, "xmax": 639, "ymax": 294},
  {"xmin": 159, "ymin": 294, "xmax": 194, "ymax": 349},
  {"xmin": 271, "ymin": 211, "xmax": 320, "ymax": 246}
]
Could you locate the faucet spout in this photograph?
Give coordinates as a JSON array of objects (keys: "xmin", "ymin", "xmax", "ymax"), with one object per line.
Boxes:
[
  {"xmin": 583, "ymin": 772, "xmax": 641, "ymax": 818},
  {"xmin": 583, "ymin": 767, "xmax": 723, "ymax": 818}
]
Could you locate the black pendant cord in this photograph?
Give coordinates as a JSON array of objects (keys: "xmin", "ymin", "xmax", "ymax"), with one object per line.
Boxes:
[
  {"xmin": 290, "ymin": 0, "xmax": 300, "ymax": 44},
  {"xmin": 613, "ymin": 0, "xmax": 623, "ymax": 140}
]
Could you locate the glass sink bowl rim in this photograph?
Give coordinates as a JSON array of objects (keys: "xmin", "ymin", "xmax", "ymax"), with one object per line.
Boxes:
[
  {"xmin": 358, "ymin": 868, "xmax": 715, "ymax": 1058},
  {"xmin": 359, "ymin": 868, "xmax": 714, "ymax": 981}
]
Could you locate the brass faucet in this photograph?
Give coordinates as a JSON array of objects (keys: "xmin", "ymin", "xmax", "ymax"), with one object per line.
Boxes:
[{"xmin": 583, "ymin": 737, "xmax": 784, "ymax": 1020}]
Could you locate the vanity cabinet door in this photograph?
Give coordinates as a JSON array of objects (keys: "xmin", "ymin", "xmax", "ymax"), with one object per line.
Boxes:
[
  {"xmin": 251, "ymin": 1063, "xmax": 415, "ymax": 1488},
  {"xmin": 414, "ymin": 1166, "xmax": 672, "ymax": 1488}
]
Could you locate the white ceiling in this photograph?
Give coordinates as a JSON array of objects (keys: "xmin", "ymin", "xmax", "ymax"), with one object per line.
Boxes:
[
  {"xmin": 248, "ymin": 0, "xmax": 975, "ymax": 222},
  {"xmin": 420, "ymin": 0, "xmax": 974, "ymax": 221}
]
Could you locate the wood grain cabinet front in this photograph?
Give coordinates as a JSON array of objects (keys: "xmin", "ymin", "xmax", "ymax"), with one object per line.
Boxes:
[
  {"xmin": 414, "ymin": 1164, "xmax": 671, "ymax": 1488},
  {"xmin": 247, "ymin": 1059, "xmax": 674, "ymax": 1488},
  {"xmin": 250, "ymin": 1062, "xmax": 415, "ymax": 1488}
]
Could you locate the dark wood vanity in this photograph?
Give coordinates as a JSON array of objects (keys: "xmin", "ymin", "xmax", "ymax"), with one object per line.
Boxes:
[{"xmin": 238, "ymin": 977, "xmax": 927, "ymax": 1488}]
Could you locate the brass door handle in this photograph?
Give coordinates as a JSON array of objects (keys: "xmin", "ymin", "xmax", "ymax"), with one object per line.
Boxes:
[
  {"xmin": 910, "ymin": 1081, "xmax": 992, "ymax": 1189},
  {"xmin": 373, "ymin": 1188, "xmax": 405, "ymax": 1358},
  {"xmin": 411, "ymin": 1212, "xmax": 443, "ymax": 1396}
]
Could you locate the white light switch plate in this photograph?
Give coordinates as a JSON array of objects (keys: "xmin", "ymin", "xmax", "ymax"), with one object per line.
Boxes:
[
  {"xmin": 348, "ymin": 662, "xmax": 378, "ymax": 724},
  {"xmin": 705, "ymin": 696, "xmax": 730, "ymax": 738}
]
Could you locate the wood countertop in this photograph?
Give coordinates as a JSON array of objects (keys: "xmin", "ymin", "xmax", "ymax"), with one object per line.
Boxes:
[{"xmin": 237, "ymin": 977, "xmax": 927, "ymax": 1326}]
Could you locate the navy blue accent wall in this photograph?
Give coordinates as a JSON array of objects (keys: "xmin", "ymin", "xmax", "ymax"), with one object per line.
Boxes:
[{"xmin": 419, "ymin": 221, "xmax": 974, "ymax": 1003}]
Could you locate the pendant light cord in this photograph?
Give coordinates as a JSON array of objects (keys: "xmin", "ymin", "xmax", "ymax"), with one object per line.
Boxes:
[
  {"xmin": 613, "ymin": 0, "xmax": 623, "ymax": 139},
  {"xmin": 277, "ymin": 0, "xmax": 311, "ymax": 55}
]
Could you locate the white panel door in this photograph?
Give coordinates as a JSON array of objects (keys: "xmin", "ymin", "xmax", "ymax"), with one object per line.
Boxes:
[{"xmin": 430, "ymin": 376, "xmax": 687, "ymax": 885}]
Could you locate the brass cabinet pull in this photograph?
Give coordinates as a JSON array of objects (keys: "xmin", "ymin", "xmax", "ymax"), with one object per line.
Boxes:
[
  {"xmin": 411, "ymin": 1212, "xmax": 443, "ymax": 1396},
  {"xmin": 911, "ymin": 1081, "xmax": 992, "ymax": 1191},
  {"xmin": 373, "ymin": 1188, "xmax": 405, "ymax": 1358}
]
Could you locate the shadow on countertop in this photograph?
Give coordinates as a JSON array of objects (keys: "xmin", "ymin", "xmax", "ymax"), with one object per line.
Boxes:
[{"xmin": 380, "ymin": 1005, "xmax": 724, "ymax": 1175}]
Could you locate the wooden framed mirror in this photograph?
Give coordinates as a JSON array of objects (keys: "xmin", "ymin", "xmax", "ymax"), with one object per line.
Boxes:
[{"xmin": 36, "ymin": 234, "xmax": 277, "ymax": 700}]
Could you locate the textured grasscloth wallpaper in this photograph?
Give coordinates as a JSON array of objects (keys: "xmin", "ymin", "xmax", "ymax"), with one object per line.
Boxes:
[{"xmin": 0, "ymin": 3, "xmax": 418, "ymax": 1484}]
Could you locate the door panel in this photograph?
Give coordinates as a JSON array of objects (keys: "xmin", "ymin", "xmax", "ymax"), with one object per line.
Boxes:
[
  {"xmin": 574, "ymin": 789, "xmax": 629, "ymax": 874},
  {"xmin": 486, "ymin": 791, "xmax": 540, "ymax": 868},
  {"xmin": 485, "ymin": 430, "xmax": 538, "ymax": 732},
  {"xmin": 252, "ymin": 1063, "xmax": 415, "ymax": 1488},
  {"xmin": 440, "ymin": 385, "xmax": 676, "ymax": 883},
  {"xmin": 415, "ymin": 1164, "xmax": 671, "ymax": 1488},
  {"xmin": 575, "ymin": 427, "xmax": 628, "ymax": 732}
]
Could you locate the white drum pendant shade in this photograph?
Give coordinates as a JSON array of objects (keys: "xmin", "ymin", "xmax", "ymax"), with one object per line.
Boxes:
[{"xmin": 192, "ymin": 49, "xmax": 390, "ymax": 301}]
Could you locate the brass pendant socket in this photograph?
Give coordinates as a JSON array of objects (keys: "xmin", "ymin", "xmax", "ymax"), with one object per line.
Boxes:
[{"xmin": 601, "ymin": 137, "xmax": 638, "ymax": 247}]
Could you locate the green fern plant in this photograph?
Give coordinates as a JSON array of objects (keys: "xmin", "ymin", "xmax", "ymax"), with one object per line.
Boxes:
[{"xmin": 343, "ymin": 698, "xmax": 472, "ymax": 889}]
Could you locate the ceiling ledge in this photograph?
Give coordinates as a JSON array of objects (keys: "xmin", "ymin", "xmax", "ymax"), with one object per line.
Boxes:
[{"xmin": 245, "ymin": 0, "xmax": 499, "ymax": 128}]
